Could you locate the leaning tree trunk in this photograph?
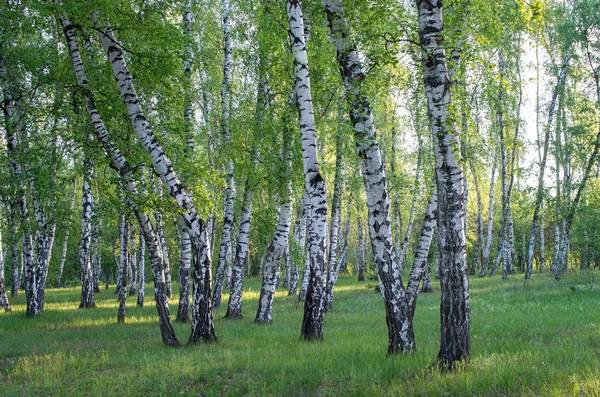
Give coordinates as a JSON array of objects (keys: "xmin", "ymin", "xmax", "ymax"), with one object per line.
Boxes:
[
  {"xmin": 79, "ymin": 146, "xmax": 96, "ymax": 309},
  {"xmin": 93, "ymin": 14, "xmax": 216, "ymax": 343},
  {"xmin": 417, "ymin": 0, "xmax": 470, "ymax": 369},
  {"xmin": 255, "ymin": 132, "xmax": 293, "ymax": 324},
  {"xmin": 57, "ymin": 177, "xmax": 77, "ymax": 287},
  {"xmin": 61, "ymin": 15, "xmax": 179, "ymax": 345},
  {"xmin": 324, "ymin": 0, "xmax": 414, "ymax": 353},
  {"xmin": 287, "ymin": 0, "xmax": 328, "ymax": 340},
  {"xmin": 213, "ymin": 0, "xmax": 236, "ymax": 309}
]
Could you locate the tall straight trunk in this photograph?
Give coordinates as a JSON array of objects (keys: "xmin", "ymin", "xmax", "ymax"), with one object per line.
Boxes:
[
  {"xmin": 325, "ymin": 102, "xmax": 344, "ymax": 312},
  {"xmin": 417, "ymin": 0, "xmax": 470, "ymax": 368},
  {"xmin": 10, "ymin": 209, "xmax": 19, "ymax": 297},
  {"xmin": 128, "ymin": 222, "xmax": 137, "ymax": 296},
  {"xmin": 93, "ymin": 14, "xmax": 216, "ymax": 343},
  {"xmin": 92, "ymin": 217, "xmax": 103, "ymax": 293},
  {"xmin": 357, "ymin": 212, "xmax": 366, "ymax": 282},
  {"xmin": 57, "ymin": 177, "xmax": 77, "ymax": 287},
  {"xmin": 0, "ymin": 215, "xmax": 10, "ymax": 312},
  {"xmin": 287, "ymin": 0, "xmax": 328, "ymax": 340},
  {"xmin": 213, "ymin": 0, "xmax": 236, "ymax": 309},
  {"xmin": 154, "ymin": 186, "xmax": 172, "ymax": 299},
  {"xmin": 137, "ymin": 229, "xmax": 145, "ymax": 307},
  {"xmin": 525, "ymin": 48, "xmax": 571, "ymax": 279},
  {"xmin": 391, "ymin": 120, "xmax": 402, "ymax": 261},
  {"xmin": 255, "ymin": 132, "xmax": 293, "ymax": 324},
  {"xmin": 298, "ymin": 249, "xmax": 310, "ymax": 301},
  {"xmin": 79, "ymin": 146, "xmax": 96, "ymax": 309},
  {"xmin": 469, "ymin": 160, "xmax": 483, "ymax": 275},
  {"xmin": 117, "ymin": 216, "xmax": 128, "ymax": 323},
  {"xmin": 61, "ymin": 16, "xmax": 179, "ymax": 345},
  {"xmin": 551, "ymin": 100, "xmax": 563, "ymax": 276},
  {"xmin": 480, "ymin": 146, "xmax": 498, "ymax": 277},
  {"xmin": 324, "ymin": 0, "xmax": 418, "ymax": 353},
  {"xmin": 177, "ymin": 227, "xmax": 191, "ymax": 322}
]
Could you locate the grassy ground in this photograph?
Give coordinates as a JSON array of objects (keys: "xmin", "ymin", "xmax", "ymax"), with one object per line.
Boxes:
[{"xmin": 1, "ymin": 272, "xmax": 599, "ymax": 396}]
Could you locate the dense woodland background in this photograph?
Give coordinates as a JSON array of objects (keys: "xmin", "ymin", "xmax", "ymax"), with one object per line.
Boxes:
[{"xmin": 1, "ymin": 0, "xmax": 600, "ymax": 393}]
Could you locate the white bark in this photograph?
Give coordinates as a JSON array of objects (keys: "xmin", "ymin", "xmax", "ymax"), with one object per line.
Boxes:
[
  {"xmin": 79, "ymin": 145, "xmax": 96, "ymax": 309},
  {"xmin": 61, "ymin": 16, "xmax": 180, "ymax": 345},
  {"xmin": 57, "ymin": 177, "xmax": 77, "ymax": 287},
  {"xmin": 480, "ymin": 146, "xmax": 498, "ymax": 277},
  {"xmin": 287, "ymin": 0, "xmax": 328, "ymax": 340},
  {"xmin": 417, "ymin": 0, "xmax": 470, "ymax": 368},
  {"xmin": 324, "ymin": 0, "xmax": 413, "ymax": 353},
  {"xmin": 213, "ymin": 0, "xmax": 236, "ymax": 309}
]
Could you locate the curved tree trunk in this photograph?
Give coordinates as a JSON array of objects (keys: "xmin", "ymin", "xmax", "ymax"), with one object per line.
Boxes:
[
  {"xmin": 324, "ymin": 0, "xmax": 414, "ymax": 353},
  {"xmin": 93, "ymin": 14, "xmax": 216, "ymax": 343},
  {"xmin": 60, "ymin": 15, "xmax": 179, "ymax": 345}
]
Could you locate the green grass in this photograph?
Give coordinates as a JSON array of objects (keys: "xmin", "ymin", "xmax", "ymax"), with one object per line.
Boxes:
[{"xmin": 1, "ymin": 272, "xmax": 599, "ymax": 396}]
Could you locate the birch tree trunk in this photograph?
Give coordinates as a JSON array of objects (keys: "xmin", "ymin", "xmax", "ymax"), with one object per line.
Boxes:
[
  {"xmin": 118, "ymin": 215, "xmax": 128, "ymax": 323},
  {"xmin": 92, "ymin": 217, "xmax": 103, "ymax": 293},
  {"xmin": 61, "ymin": 16, "xmax": 179, "ymax": 345},
  {"xmin": 128, "ymin": 222, "xmax": 137, "ymax": 296},
  {"xmin": 255, "ymin": 132, "xmax": 293, "ymax": 324},
  {"xmin": 325, "ymin": 102, "xmax": 344, "ymax": 312},
  {"xmin": 417, "ymin": 0, "xmax": 470, "ymax": 368},
  {"xmin": 480, "ymin": 147, "xmax": 498, "ymax": 277},
  {"xmin": 10, "ymin": 209, "xmax": 19, "ymax": 297},
  {"xmin": 324, "ymin": 0, "xmax": 414, "ymax": 353},
  {"xmin": 287, "ymin": 0, "xmax": 328, "ymax": 340},
  {"xmin": 93, "ymin": 14, "xmax": 216, "ymax": 343},
  {"xmin": 213, "ymin": 0, "xmax": 236, "ymax": 309},
  {"xmin": 177, "ymin": 227, "xmax": 191, "ymax": 322},
  {"xmin": 79, "ymin": 144, "xmax": 96, "ymax": 309},
  {"xmin": 57, "ymin": 177, "xmax": 77, "ymax": 287},
  {"xmin": 525, "ymin": 49, "xmax": 571, "ymax": 279},
  {"xmin": 289, "ymin": 192, "xmax": 308, "ymax": 296},
  {"xmin": 357, "ymin": 212, "xmax": 366, "ymax": 282},
  {"xmin": 469, "ymin": 160, "xmax": 483, "ymax": 275},
  {"xmin": 137, "ymin": 229, "xmax": 145, "ymax": 307},
  {"xmin": 0, "ymin": 216, "xmax": 10, "ymax": 312}
]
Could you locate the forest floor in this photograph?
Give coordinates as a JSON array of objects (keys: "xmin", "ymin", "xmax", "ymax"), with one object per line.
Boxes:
[{"xmin": 1, "ymin": 271, "xmax": 599, "ymax": 396}]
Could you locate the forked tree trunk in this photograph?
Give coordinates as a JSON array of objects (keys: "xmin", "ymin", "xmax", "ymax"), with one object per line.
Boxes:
[
  {"xmin": 287, "ymin": 0, "xmax": 328, "ymax": 340},
  {"xmin": 79, "ymin": 146, "xmax": 96, "ymax": 309},
  {"xmin": 57, "ymin": 177, "xmax": 77, "ymax": 287},
  {"xmin": 93, "ymin": 14, "xmax": 216, "ymax": 343},
  {"xmin": 61, "ymin": 16, "xmax": 179, "ymax": 345},
  {"xmin": 417, "ymin": 0, "xmax": 470, "ymax": 369}
]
